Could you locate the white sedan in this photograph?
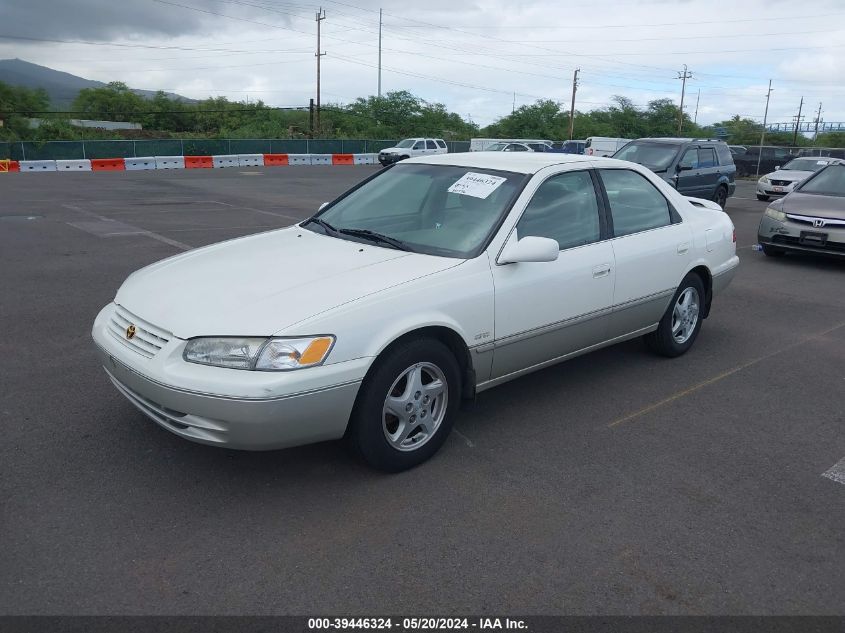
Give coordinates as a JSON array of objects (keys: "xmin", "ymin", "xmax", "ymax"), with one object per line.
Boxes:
[
  {"xmin": 756, "ymin": 157, "xmax": 843, "ymax": 201},
  {"xmin": 92, "ymin": 153, "xmax": 739, "ymax": 471}
]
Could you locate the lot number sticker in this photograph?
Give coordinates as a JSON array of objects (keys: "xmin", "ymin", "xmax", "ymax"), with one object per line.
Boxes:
[{"xmin": 448, "ymin": 172, "xmax": 507, "ymax": 199}]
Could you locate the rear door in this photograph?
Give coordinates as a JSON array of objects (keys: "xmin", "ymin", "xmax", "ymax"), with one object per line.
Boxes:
[
  {"xmin": 490, "ymin": 168, "xmax": 615, "ymax": 378},
  {"xmin": 597, "ymin": 168, "xmax": 692, "ymax": 339},
  {"xmin": 425, "ymin": 139, "xmax": 438, "ymax": 155},
  {"xmin": 697, "ymin": 146, "xmax": 720, "ymax": 197}
]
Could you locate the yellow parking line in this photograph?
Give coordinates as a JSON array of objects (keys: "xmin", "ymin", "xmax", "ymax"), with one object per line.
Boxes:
[{"xmin": 609, "ymin": 320, "xmax": 845, "ymax": 428}]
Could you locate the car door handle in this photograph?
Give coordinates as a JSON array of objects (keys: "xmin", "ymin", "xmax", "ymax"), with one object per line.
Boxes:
[
  {"xmin": 592, "ymin": 264, "xmax": 612, "ymax": 278},
  {"xmin": 677, "ymin": 242, "xmax": 690, "ymax": 254}
]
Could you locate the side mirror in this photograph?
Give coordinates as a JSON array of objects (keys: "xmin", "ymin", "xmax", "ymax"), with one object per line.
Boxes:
[
  {"xmin": 318, "ymin": 202, "xmax": 329, "ymax": 211},
  {"xmin": 774, "ymin": 166, "xmax": 780, "ymax": 171},
  {"xmin": 678, "ymin": 164, "xmax": 693, "ymax": 172},
  {"xmin": 499, "ymin": 236, "xmax": 560, "ymax": 264}
]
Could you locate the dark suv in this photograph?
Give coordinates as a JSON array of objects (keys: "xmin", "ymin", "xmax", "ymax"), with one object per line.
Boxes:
[{"xmin": 612, "ymin": 138, "xmax": 736, "ymax": 208}]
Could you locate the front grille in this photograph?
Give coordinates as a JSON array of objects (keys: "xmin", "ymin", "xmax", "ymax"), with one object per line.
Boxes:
[
  {"xmin": 786, "ymin": 213, "xmax": 845, "ymax": 227},
  {"xmin": 772, "ymin": 235, "xmax": 845, "ymax": 253},
  {"xmin": 771, "ymin": 179, "xmax": 792, "ymax": 187},
  {"xmin": 107, "ymin": 306, "xmax": 171, "ymax": 358}
]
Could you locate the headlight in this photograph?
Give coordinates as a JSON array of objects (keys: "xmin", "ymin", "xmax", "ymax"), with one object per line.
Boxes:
[
  {"xmin": 760, "ymin": 176, "xmax": 770, "ymax": 184},
  {"xmin": 183, "ymin": 336, "xmax": 335, "ymax": 371},
  {"xmin": 765, "ymin": 207, "xmax": 787, "ymax": 222}
]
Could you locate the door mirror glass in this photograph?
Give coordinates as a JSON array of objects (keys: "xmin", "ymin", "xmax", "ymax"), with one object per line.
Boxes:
[
  {"xmin": 499, "ymin": 236, "xmax": 560, "ymax": 264},
  {"xmin": 774, "ymin": 165, "xmax": 780, "ymax": 171}
]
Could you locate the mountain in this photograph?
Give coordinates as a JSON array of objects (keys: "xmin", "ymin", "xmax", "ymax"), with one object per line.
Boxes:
[{"xmin": 0, "ymin": 59, "xmax": 194, "ymax": 110}]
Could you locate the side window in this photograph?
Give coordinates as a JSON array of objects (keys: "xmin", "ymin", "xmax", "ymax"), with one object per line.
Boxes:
[
  {"xmin": 509, "ymin": 144, "xmax": 528, "ymax": 152},
  {"xmin": 715, "ymin": 144, "xmax": 733, "ymax": 165},
  {"xmin": 515, "ymin": 171, "xmax": 601, "ymax": 250},
  {"xmin": 426, "ymin": 140, "xmax": 437, "ymax": 149},
  {"xmin": 436, "ymin": 140, "xmax": 447, "ymax": 149},
  {"xmin": 413, "ymin": 141, "xmax": 424, "ymax": 150},
  {"xmin": 679, "ymin": 148, "xmax": 698, "ymax": 169},
  {"xmin": 698, "ymin": 147, "xmax": 717, "ymax": 168},
  {"xmin": 600, "ymin": 169, "xmax": 672, "ymax": 238}
]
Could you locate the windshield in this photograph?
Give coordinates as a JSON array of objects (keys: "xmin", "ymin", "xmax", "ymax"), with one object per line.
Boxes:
[
  {"xmin": 613, "ymin": 142, "xmax": 680, "ymax": 171},
  {"xmin": 782, "ymin": 158, "xmax": 832, "ymax": 172},
  {"xmin": 304, "ymin": 163, "xmax": 528, "ymax": 258},
  {"xmin": 395, "ymin": 139, "xmax": 416, "ymax": 148},
  {"xmin": 797, "ymin": 164, "xmax": 845, "ymax": 197},
  {"xmin": 487, "ymin": 142, "xmax": 509, "ymax": 151}
]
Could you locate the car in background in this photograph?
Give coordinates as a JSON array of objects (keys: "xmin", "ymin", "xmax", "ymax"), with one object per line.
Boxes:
[
  {"xmin": 378, "ymin": 138, "xmax": 448, "ymax": 166},
  {"xmin": 470, "ymin": 138, "xmax": 553, "ymax": 152},
  {"xmin": 733, "ymin": 146, "xmax": 797, "ymax": 177},
  {"xmin": 484, "ymin": 142, "xmax": 535, "ymax": 152},
  {"xmin": 612, "ymin": 138, "xmax": 736, "ymax": 208},
  {"xmin": 585, "ymin": 137, "xmax": 631, "ymax": 157},
  {"xmin": 92, "ymin": 152, "xmax": 738, "ymax": 471},
  {"xmin": 728, "ymin": 145, "xmax": 747, "ymax": 156},
  {"xmin": 756, "ymin": 157, "xmax": 843, "ymax": 201},
  {"xmin": 757, "ymin": 162, "xmax": 845, "ymax": 258},
  {"xmin": 559, "ymin": 140, "xmax": 586, "ymax": 154}
]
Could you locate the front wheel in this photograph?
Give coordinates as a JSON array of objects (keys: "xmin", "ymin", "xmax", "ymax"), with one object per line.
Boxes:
[
  {"xmin": 348, "ymin": 338, "xmax": 461, "ymax": 472},
  {"xmin": 644, "ymin": 273, "xmax": 705, "ymax": 358}
]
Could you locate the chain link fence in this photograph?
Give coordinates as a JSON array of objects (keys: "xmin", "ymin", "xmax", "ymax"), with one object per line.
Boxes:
[{"xmin": 0, "ymin": 139, "xmax": 472, "ymax": 160}]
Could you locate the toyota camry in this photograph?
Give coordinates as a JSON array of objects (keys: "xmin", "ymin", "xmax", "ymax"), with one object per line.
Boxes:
[{"xmin": 92, "ymin": 153, "xmax": 739, "ymax": 471}]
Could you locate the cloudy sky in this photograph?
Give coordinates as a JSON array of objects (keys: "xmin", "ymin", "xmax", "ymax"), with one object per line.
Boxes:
[{"xmin": 1, "ymin": 0, "xmax": 844, "ymax": 129}]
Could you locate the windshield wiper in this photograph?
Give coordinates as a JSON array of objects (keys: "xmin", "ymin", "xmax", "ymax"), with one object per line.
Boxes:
[
  {"xmin": 336, "ymin": 228, "xmax": 411, "ymax": 251},
  {"xmin": 303, "ymin": 216, "xmax": 339, "ymax": 235}
]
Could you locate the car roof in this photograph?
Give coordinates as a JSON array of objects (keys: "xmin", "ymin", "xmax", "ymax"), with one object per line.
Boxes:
[{"xmin": 403, "ymin": 151, "xmax": 616, "ymax": 174}]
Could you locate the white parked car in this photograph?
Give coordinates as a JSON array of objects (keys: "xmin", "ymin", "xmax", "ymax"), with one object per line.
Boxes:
[
  {"xmin": 756, "ymin": 157, "xmax": 843, "ymax": 201},
  {"xmin": 93, "ymin": 153, "xmax": 739, "ymax": 471},
  {"xmin": 378, "ymin": 137, "xmax": 447, "ymax": 165},
  {"xmin": 484, "ymin": 142, "xmax": 535, "ymax": 152},
  {"xmin": 470, "ymin": 138, "xmax": 553, "ymax": 151},
  {"xmin": 586, "ymin": 137, "xmax": 631, "ymax": 157}
]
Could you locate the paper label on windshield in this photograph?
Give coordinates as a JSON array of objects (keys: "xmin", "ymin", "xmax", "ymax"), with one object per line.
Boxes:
[
  {"xmin": 817, "ymin": 160, "xmax": 829, "ymax": 165},
  {"xmin": 448, "ymin": 172, "xmax": 507, "ymax": 199}
]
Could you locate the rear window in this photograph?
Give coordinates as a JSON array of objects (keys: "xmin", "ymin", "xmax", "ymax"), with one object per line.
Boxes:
[
  {"xmin": 436, "ymin": 140, "xmax": 447, "ymax": 149},
  {"xmin": 715, "ymin": 144, "xmax": 734, "ymax": 165}
]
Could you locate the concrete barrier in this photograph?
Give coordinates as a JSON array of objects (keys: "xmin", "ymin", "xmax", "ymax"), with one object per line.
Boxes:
[
  {"xmin": 288, "ymin": 154, "xmax": 312, "ymax": 166},
  {"xmin": 353, "ymin": 153, "xmax": 376, "ymax": 165},
  {"xmin": 238, "ymin": 154, "xmax": 264, "ymax": 167},
  {"xmin": 309, "ymin": 154, "xmax": 332, "ymax": 166},
  {"xmin": 56, "ymin": 159, "xmax": 92, "ymax": 172},
  {"xmin": 20, "ymin": 160, "xmax": 57, "ymax": 172},
  {"xmin": 264, "ymin": 153, "xmax": 289, "ymax": 166},
  {"xmin": 155, "ymin": 156, "xmax": 185, "ymax": 169},
  {"xmin": 125, "ymin": 157, "xmax": 157, "ymax": 171},
  {"xmin": 213, "ymin": 155, "xmax": 240, "ymax": 168},
  {"xmin": 91, "ymin": 158, "xmax": 125, "ymax": 171},
  {"xmin": 332, "ymin": 153, "xmax": 354, "ymax": 165}
]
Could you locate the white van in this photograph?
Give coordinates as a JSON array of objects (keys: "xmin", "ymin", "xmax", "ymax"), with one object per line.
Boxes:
[{"xmin": 585, "ymin": 137, "xmax": 631, "ymax": 157}]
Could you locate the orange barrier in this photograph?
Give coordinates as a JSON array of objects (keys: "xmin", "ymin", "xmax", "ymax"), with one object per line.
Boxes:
[
  {"xmin": 8, "ymin": 160, "xmax": 20, "ymax": 172},
  {"xmin": 185, "ymin": 155, "xmax": 213, "ymax": 169},
  {"xmin": 0, "ymin": 159, "xmax": 8, "ymax": 172},
  {"xmin": 91, "ymin": 158, "xmax": 125, "ymax": 171},
  {"xmin": 263, "ymin": 153, "xmax": 289, "ymax": 166},
  {"xmin": 331, "ymin": 153, "xmax": 355, "ymax": 165}
]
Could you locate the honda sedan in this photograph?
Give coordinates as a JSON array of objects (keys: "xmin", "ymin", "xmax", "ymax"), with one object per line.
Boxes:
[{"xmin": 93, "ymin": 153, "xmax": 739, "ymax": 471}]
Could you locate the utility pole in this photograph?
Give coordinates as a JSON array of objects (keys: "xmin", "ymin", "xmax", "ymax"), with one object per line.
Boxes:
[
  {"xmin": 693, "ymin": 89, "xmax": 700, "ymax": 125},
  {"xmin": 677, "ymin": 64, "xmax": 692, "ymax": 135},
  {"xmin": 756, "ymin": 80, "xmax": 773, "ymax": 177},
  {"xmin": 377, "ymin": 8, "xmax": 382, "ymax": 98},
  {"xmin": 568, "ymin": 68, "xmax": 579, "ymax": 140},
  {"xmin": 512, "ymin": 92, "xmax": 516, "ymax": 114},
  {"xmin": 791, "ymin": 96, "xmax": 804, "ymax": 147},
  {"xmin": 315, "ymin": 7, "xmax": 326, "ymax": 134},
  {"xmin": 813, "ymin": 102, "xmax": 823, "ymax": 145}
]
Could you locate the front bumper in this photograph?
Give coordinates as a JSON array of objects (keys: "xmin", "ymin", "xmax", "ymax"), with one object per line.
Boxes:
[
  {"xmin": 92, "ymin": 303, "xmax": 367, "ymax": 450},
  {"xmin": 378, "ymin": 152, "xmax": 401, "ymax": 165},
  {"xmin": 757, "ymin": 181, "xmax": 796, "ymax": 197},
  {"xmin": 758, "ymin": 215, "xmax": 845, "ymax": 258}
]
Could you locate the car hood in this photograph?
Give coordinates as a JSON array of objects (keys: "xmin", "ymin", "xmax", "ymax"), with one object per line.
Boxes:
[
  {"xmin": 115, "ymin": 227, "xmax": 460, "ymax": 339},
  {"xmin": 772, "ymin": 192, "xmax": 845, "ymax": 220},
  {"xmin": 380, "ymin": 146, "xmax": 407, "ymax": 154},
  {"xmin": 765, "ymin": 169, "xmax": 813, "ymax": 181}
]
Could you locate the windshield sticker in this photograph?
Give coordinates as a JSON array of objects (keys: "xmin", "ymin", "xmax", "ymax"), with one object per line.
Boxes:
[
  {"xmin": 448, "ymin": 172, "xmax": 507, "ymax": 199},
  {"xmin": 817, "ymin": 160, "xmax": 830, "ymax": 165}
]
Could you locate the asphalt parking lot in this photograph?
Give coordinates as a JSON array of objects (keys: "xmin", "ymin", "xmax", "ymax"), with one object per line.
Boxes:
[{"xmin": 1, "ymin": 167, "xmax": 843, "ymax": 616}]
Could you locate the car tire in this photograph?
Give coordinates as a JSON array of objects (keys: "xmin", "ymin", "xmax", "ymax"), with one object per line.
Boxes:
[
  {"xmin": 644, "ymin": 273, "xmax": 706, "ymax": 358},
  {"xmin": 756, "ymin": 194, "xmax": 770, "ymax": 201},
  {"xmin": 347, "ymin": 338, "xmax": 461, "ymax": 472},
  {"xmin": 761, "ymin": 243, "xmax": 785, "ymax": 257},
  {"xmin": 713, "ymin": 185, "xmax": 728, "ymax": 209}
]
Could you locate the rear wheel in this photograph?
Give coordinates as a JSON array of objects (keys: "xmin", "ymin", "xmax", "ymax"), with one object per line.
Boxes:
[
  {"xmin": 713, "ymin": 185, "xmax": 728, "ymax": 209},
  {"xmin": 756, "ymin": 194, "xmax": 770, "ymax": 201},
  {"xmin": 644, "ymin": 273, "xmax": 705, "ymax": 358},
  {"xmin": 348, "ymin": 338, "xmax": 461, "ymax": 472}
]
